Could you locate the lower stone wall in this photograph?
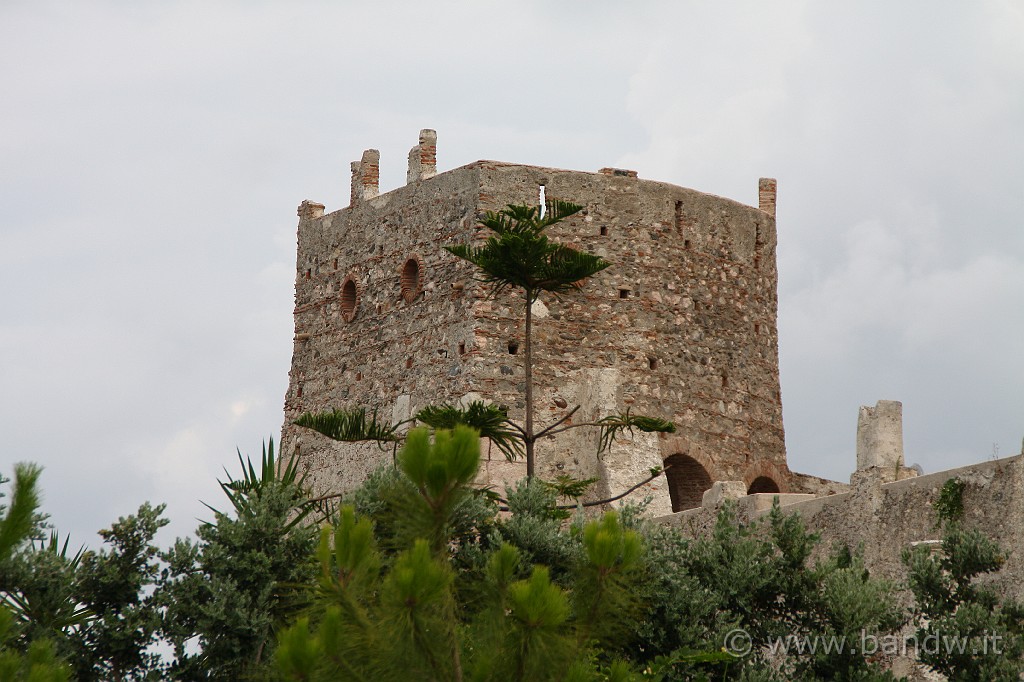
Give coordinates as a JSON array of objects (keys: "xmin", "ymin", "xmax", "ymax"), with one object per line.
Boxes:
[
  {"xmin": 788, "ymin": 471, "xmax": 851, "ymax": 497},
  {"xmin": 657, "ymin": 453, "xmax": 1024, "ymax": 599}
]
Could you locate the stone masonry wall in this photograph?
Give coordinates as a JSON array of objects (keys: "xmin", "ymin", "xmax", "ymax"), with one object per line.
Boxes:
[
  {"xmin": 283, "ymin": 166, "xmax": 484, "ymax": 497},
  {"xmin": 659, "ymin": 454, "xmax": 1024, "ymax": 600},
  {"xmin": 460, "ymin": 163, "xmax": 789, "ymax": 512}
]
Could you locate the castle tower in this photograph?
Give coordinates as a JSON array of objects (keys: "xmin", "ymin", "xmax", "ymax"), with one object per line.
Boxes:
[{"xmin": 282, "ymin": 130, "xmax": 791, "ymax": 514}]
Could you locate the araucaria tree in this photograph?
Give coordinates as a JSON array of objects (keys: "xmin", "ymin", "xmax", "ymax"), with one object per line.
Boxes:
[{"xmin": 444, "ymin": 200, "xmax": 612, "ymax": 478}]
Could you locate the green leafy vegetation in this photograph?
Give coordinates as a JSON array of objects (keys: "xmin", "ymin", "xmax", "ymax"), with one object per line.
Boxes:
[
  {"xmin": 275, "ymin": 426, "xmax": 642, "ymax": 681},
  {"xmin": 293, "ymin": 407, "xmax": 399, "ymax": 444},
  {"xmin": 0, "ymin": 465, "xmax": 72, "ymax": 681},
  {"xmin": 5, "ymin": 444, "xmax": 1024, "ymax": 679},
  {"xmin": 933, "ymin": 476, "xmax": 966, "ymax": 524},
  {"xmin": 903, "ymin": 478, "xmax": 1024, "ymax": 681}
]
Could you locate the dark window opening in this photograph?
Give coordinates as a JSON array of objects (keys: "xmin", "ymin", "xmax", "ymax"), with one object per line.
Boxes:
[
  {"xmin": 340, "ymin": 278, "xmax": 358, "ymax": 321},
  {"xmin": 458, "ymin": 342, "xmax": 466, "ymax": 355},
  {"xmin": 753, "ymin": 323, "xmax": 760, "ymax": 334},
  {"xmin": 508, "ymin": 341, "xmax": 519, "ymax": 355},
  {"xmin": 648, "ymin": 357, "xmax": 659, "ymax": 370},
  {"xmin": 664, "ymin": 454, "xmax": 713, "ymax": 512},
  {"xmin": 401, "ymin": 258, "xmax": 421, "ymax": 303},
  {"xmin": 600, "ymin": 226, "xmax": 608, "ymax": 236},
  {"xmin": 619, "ymin": 289, "xmax": 629, "ymax": 299},
  {"xmin": 748, "ymin": 476, "xmax": 780, "ymax": 494},
  {"xmin": 304, "ymin": 269, "xmax": 311, "ymax": 280}
]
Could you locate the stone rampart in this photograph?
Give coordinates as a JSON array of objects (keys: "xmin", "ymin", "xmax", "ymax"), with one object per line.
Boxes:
[{"xmin": 283, "ymin": 130, "xmax": 792, "ymax": 513}]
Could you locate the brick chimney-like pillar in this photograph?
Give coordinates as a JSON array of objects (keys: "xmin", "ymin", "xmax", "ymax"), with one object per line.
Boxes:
[
  {"xmin": 350, "ymin": 149, "xmax": 380, "ymax": 205},
  {"xmin": 758, "ymin": 178, "xmax": 777, "ymax": 219},
  {"xmin": 407, "ymin": 129, "xmax": 437, "ymax": 184}
]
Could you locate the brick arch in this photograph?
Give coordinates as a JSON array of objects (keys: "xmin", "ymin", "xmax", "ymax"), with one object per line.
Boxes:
[
  {"xmin": 663, "ymin": 453, "xmax": 713, "ymax": 512},
  {"xmin": 744, "ymin": 462, "xmax": 788, "ymax": 495}
]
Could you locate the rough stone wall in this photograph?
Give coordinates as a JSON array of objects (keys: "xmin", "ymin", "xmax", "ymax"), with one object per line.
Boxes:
[
  {"xmin": 283, "ymin": 166, "xmax": 484, "ymax": 497},
  {"xmin": 284, "ymin": 145, "xmax": 791, "ymax": 510},
  {"xmin": 462, "ymin": 163, "xmax": 789, "ymax": 512}
]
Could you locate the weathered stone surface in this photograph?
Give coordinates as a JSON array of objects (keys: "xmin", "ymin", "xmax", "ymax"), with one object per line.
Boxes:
[
  {"xmin": 701, "ymin": 481, "xmax": 747, "ymax": 508},
  {"xmin": 856, "ymin": 399, "xmax": 904, "ymax": 471}
]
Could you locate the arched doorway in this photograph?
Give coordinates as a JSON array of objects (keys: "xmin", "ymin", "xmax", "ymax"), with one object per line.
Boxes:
[
  {"xmin": 747, "ymin": 476, "xmax": 780, "ymax": 494},
  {"xmin": 663, "ymin": 454, "xmax": 713, "ymax": 512}
]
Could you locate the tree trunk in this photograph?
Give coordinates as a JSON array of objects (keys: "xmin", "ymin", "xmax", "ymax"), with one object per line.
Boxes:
[{"xmin": 524, "ymin": 291, "xmax": 535, "ymax": 478}]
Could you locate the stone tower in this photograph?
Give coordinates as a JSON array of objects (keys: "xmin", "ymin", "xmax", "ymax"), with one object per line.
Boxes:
[{"xmin": 282, "ymin": 130, "xmax": 792, "ymax": 515}]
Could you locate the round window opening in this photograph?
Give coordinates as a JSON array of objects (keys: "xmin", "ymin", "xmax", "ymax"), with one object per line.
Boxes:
[
  {"xmin": 340, "ymin": 277, "xmax": 359, "ymax": 321},
  {"xmin": 400, "ymin": 257, "xmax": 422, "ymax": 303}
]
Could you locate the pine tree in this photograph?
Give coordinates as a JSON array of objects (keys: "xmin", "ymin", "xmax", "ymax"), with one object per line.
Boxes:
[{"xmin": 275, "ymin": 426, "xmax": 644, "ymax": 681}]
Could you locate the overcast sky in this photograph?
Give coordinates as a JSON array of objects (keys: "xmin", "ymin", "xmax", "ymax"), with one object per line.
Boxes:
[{"xmin": 2, "ymin": 1, "xmax": 1022, "ymax": 546}]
